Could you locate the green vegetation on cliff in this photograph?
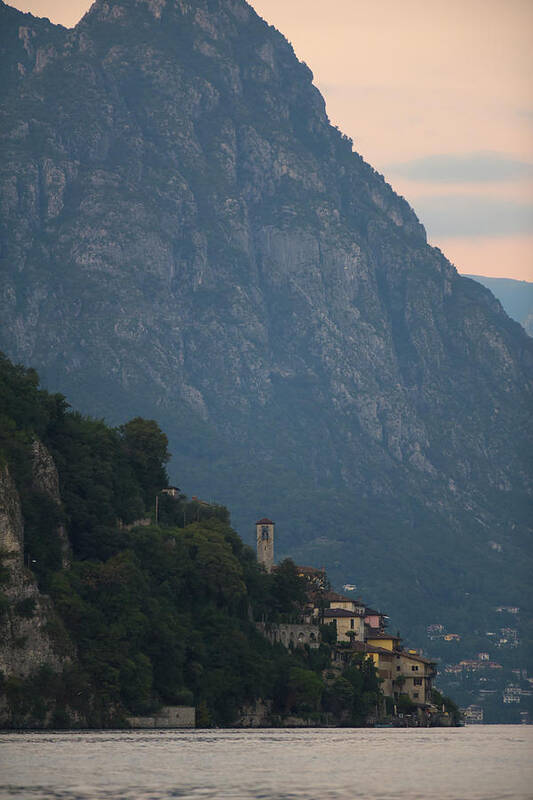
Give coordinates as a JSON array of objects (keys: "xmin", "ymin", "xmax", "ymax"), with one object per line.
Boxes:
[{"xmin": 0, "ymin": 353, "xmax": 381, "ymax": 727}]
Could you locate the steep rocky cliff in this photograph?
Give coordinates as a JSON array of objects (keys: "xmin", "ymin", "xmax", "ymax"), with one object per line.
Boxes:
[
  {"xmin": 0, "ymin": 0, "xmax": 531, "ymax": 637},
  {"xmin": 30, "ymin": 440, "xmax": 71, "ymax": 569},
  {"xmin": 0, "ymin": 462, "xmax": 67, "ymax": 681}
]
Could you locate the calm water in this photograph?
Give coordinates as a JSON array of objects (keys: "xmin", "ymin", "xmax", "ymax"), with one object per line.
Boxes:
[{"xmin": 0, "ymin": 726, "xmax": 532, "ymax": 800}]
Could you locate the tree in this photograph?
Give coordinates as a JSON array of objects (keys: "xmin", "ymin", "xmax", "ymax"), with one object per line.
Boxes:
[
  {"xmin": 397, "ymin": 693, "xmax": 417, "ymax": 715},
  {"xmin": 287, "ymin": 667, "xmax": 323, "ymax": 714},
  {"xmin": 320, "ymin": 621, "xmax": 337, "ymax": 645},
  {"xmin": 432, "ymin": 688, "xmax": 462, "ymax": 724},
  {"xmin": 271, "ymin": 559, "xmax": 307, "ymax": 620},
  {"xmin": 325, "ymin": 677, "xmax": 354, "ymax": 715},
  {"xmin": 119, "ymin": 418, "xmax": 170, "ymax": 508}
]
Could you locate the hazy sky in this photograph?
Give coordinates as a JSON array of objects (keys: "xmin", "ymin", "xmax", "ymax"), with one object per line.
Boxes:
[{"xmin": 9, "ymin": 0, "xmax": 533, "ymax": 280}]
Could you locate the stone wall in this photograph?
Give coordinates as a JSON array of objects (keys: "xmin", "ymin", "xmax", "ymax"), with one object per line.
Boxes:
[
  {"xmin": 256, "ymin": 622, "xmax": 320, "ymax": 649},
  {"xmin": 126, "ymin": 705, "xmax": 195, "ymax": 728},
  {"xmin": 236, "ymin": 699, "xmax": 272, "ymax": 727}
]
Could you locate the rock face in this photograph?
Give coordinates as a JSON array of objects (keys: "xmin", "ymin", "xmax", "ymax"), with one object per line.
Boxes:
[
  {"xmin": 31, "ymin": 439, "xmax": 71, "ymax": 568},
  {"xmin": 0, "ymin": 0, "xmax": 531, "ymax": 632},
  {"xmin": 0, "ymin": 465, "xmax": 24, "ymax": 562},
  {"xmin": 0, "ymin": 465, "xmax": 66, "ymax": 680}
]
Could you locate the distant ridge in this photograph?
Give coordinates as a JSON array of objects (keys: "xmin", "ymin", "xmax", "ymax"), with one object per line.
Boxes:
[{"xmin": 464, "ymin": 275, "xmax": 533, "ymax": 336}]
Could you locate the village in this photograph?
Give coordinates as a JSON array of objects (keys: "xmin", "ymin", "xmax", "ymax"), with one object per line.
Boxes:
[
  {"xmin": 253, "ymin": 518, "xmax": 454, "ymax": 727},
  {"xmin": 424, "ymin": 611, "xmax": 531, "ymax": 724}
]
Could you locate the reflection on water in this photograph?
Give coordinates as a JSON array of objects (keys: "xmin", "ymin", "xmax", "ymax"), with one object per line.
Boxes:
[{"xmin": 0, "ymin": 726, "xmax": 532, "ymax": 800}]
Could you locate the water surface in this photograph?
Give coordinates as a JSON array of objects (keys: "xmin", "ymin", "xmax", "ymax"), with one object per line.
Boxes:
[{"xmin": 1, "ymin": 725, "xmax": 532, "ymax": 800}]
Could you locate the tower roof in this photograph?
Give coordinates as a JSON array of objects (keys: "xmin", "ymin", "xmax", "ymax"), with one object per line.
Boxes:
[{"xmin": 256, "ymin": 517, "xmax": 274, "ymax": 525}]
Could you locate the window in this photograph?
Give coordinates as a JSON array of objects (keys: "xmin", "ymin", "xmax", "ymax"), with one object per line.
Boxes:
[
  {"xmin": 414, "ymin": 678, "xmax": 422, "ymax": 686},
  {"xmin": 350, "ymin": 618, "xmax": 354, "ymax": 629},
  {"xmin": 413, "ymin": 692, "xmax": 419, "ymax": 699},
  {"xmin": 411, "ymin": 665, "xmax": 419, "ymax": 672},
  {"xmin": 396, "ymin": 666, "xmax": 401, "ymax": 671}
]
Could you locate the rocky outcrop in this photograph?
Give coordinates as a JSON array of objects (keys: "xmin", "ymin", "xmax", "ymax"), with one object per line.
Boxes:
[
  {"xmin": 0, "ymin": 464, "xmax": 24, "ymax": 562},
  {"xmin": 0, "ymin": 0, "xmax": 531, "ymax": 635},
  {"xmin": 0, "ymin": 465, "xmax": 68, "ymax": 680},
  {"xmin": 31, "ymin": 440, "xmax": 71, "ymax": 568}
]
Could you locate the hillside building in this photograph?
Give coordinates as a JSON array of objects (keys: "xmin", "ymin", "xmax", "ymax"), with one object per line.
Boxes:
[{"xmin": 323, "ymin": 608, "xmax": 365, "ymax": 643}]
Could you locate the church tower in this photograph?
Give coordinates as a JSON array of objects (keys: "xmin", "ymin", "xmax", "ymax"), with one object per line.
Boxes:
[{"xmin": 256, "ymin": 517, "xmax": 274, "ymax": 572}]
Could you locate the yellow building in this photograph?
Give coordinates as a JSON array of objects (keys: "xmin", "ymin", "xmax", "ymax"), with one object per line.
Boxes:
[
  {"xmin": 365, "ymin": 645, "xmax": 395, "ymax": 697},
  {"xmin": 364, "ymin": 632, "xmax": 436, "ymax": 707},
  {"xmin": 321, "ymin": 591, "xmax": 365, "ymax": 615},
  {"xmin": 323, "ymin": 608, "xmax": 365, "ymax": 643},
  {"xmin": 366, "ymin": 631, "xmax": 402, "ymax": 652},
  {"xmin": 394, "ymin": 650, "xmax": 437, "ymax": 706}
]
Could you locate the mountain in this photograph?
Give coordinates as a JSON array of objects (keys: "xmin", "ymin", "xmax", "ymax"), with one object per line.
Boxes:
[
  {"xmin": 464, "ymin": 276, "xmax": 533, "ymax": 336},
  {"xmin": 0, "ymin": 0, "xmax": 532, "ymax": 663}
]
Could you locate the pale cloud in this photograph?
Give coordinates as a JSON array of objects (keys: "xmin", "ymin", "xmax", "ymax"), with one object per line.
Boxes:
[
  {"xmin": 387, "ymin": 153, "xmax": 533, "ymax": 184},
  {"xmin": 413, "ymin": 196, "xmax": 533, "ymax": 238}
]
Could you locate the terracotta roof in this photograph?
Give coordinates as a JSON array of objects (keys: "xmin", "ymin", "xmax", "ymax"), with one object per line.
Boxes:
[
  {"xmin": 256, "ymin": 518, "xmax": 274, "ymax": 525},
  {"xmin": 365, "ymin": 644, "xmax": 395, "ymax": 656},
  {"xmin": 324, "ymin": 608, "xmax": 357, "ymax": 618},
  {"xmin": 191, "ymin": 495, "xmax": 213, "ymax": 506},
  {"xmin": 395, "ymin": 649, "xmax": 436, "ymax": 666},
  {"xmin": 338, "ymin": 642, "xmax": 391, "ymax": 657},
  {"xmin": 366, "ymin": 630, "xmax": 401, "ymax": 641},
  {"xmin": 324, "ymin": 591, "xmax": 364, "ymax": 605}
]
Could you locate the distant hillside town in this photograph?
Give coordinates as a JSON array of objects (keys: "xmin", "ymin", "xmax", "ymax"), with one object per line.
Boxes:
[{"xmin": 254, "ymin": 518, "xmax": 454, "ymax": 726}]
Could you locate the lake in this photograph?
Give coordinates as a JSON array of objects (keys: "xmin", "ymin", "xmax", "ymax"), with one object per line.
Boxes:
[{"xmin": 0, "ymin": 725, "xmax": 532, "ymax": 799}]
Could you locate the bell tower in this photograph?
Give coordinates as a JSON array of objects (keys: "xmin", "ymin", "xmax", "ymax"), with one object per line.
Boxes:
[{"xmin": 256, "ymin": 517, "xmax": 274, "ymax": 572}]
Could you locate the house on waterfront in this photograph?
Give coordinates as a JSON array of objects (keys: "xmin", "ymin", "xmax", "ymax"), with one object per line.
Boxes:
[
  {"xmin": 315, "ymin": 589, "xmax": 437, "ymax": 710},
  {"xmin": 253, "ymin": 516, "xmax": 438, "ymax": 715},
  {"xmin": 396, "ymin": 650, "xmax": 436, "ymax": 706}
]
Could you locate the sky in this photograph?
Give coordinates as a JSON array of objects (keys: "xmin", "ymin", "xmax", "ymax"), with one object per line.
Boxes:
[{"xmin": 8, "ymin": 0, "xmax": 533, "ymax": 280}]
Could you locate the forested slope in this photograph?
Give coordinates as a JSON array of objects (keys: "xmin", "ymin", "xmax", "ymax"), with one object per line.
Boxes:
[{"xmin": 0, "ymin": 353, "xmax": 382, "ymax": 727}]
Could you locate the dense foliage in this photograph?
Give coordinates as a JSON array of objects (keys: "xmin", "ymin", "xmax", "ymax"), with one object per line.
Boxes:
[{"xmin": 0, "ymin": 353, "xmax": 382, "ymax": 727}]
